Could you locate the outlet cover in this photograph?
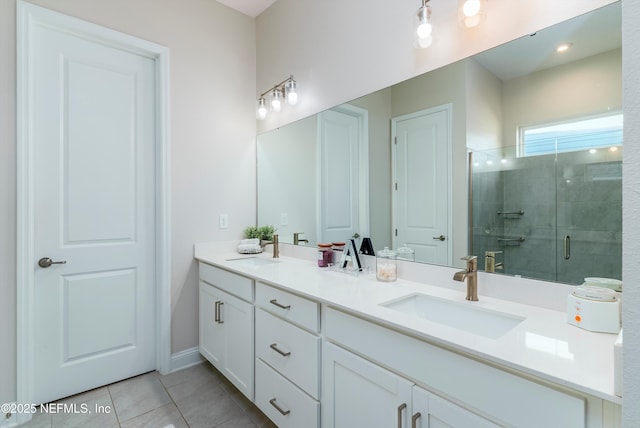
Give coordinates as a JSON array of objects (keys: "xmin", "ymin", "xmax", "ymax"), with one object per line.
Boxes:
[{"xmin": 219, "ymin": 213, "xmax": 229, "ymax": 229}]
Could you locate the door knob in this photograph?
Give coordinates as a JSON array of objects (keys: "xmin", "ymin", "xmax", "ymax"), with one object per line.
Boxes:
[
  {"xmin": 432, "ymin": 235, "xmax": 446, "ymax": 241},
  {"xmin": 38, "ymin": 257, "xmax": 67, "ymax": 268}
]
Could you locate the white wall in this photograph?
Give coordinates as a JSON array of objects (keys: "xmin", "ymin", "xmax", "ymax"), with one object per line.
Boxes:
[
  {"xmin": 622, "ymin": 0, "xmax": 640, "ymax": 424},
  {"xmin": 350, "ymin": 89, "xmax": 393, "ymax": 249},
  {"xmin": 465, "ymin": 59, "xmax": 503, "ymax": 152},
  {"xmin": 502, "ymin": 49, "xmax": 622, "ymax": 147},
  {"xmin": 0, "ymin": 0, "xmax": 256, "ymax": 404}
]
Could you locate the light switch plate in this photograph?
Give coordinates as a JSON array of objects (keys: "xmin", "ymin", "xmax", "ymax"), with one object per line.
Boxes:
[
  {"xmin": 280, "ymin": 213, "xmax": 288, "ymax": 226},
  {"xmin": 219, "ymin": 213, "xmax": 229, "ymax": 229}
]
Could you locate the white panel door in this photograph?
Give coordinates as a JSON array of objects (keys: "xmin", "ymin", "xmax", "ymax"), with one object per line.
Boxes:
[
  {"xmin": 323, "ymin": 343, "xmax": 413, "ymax": 428},
  {"xmin": 393, "ymin": 106, "xmax": 451, "ymax": 265},
  {"xmin": 318, "ymin": 108, "xmax": 361, "ymax": 243},
  {"xmin": 32, "ymin": 21, "xmax": 156, "ymax": 404}
]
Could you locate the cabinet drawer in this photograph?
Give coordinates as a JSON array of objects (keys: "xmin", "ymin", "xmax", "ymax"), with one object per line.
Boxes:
[
  {"xmin": 199, "ymin": 262, "xmax": 253, "ymax": 302},
  {"xmin": 255, "ymin": 282, "xmax": 319, "ymax": 332},
  {"xmin": 255, "ymin": 359, "xmax": 319, "ymax": 428},
  {"xmin": 256, "ymin": 309, "xmax": 320, "ymax": 399}
]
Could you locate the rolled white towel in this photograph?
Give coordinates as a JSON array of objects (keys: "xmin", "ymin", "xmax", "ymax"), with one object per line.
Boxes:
[
  {"xmin": 240, "ymin": 238, "xmax": 260, "ymax": 245},
  {"xmin": 238, "ymin": 243, "xmax": 261, "ymax": 251}
]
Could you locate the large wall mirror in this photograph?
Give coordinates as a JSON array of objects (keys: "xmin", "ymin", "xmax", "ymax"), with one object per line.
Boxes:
[{"xmin": 257, "ymin": 2, "xmax": 621, "ymax": 286}]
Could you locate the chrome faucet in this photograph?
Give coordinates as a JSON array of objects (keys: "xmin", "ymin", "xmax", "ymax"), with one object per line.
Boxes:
[
  {"xmin": 272, "ymin": 234, "xmax": 279, "ymax": 258},
  {"xmin": 293, "ymin": 232, "xmax": 309, "ymax": 245},
  {"xmin": 453, "ymin": 256, "xmax": 478, "ymax": 301}
]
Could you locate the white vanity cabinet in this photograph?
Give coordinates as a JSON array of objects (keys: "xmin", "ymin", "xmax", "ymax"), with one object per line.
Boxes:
[
  {"xmin": 198, "ymin": 262, "xmax": 254, "ymax": 400},
  {"xmin": 323, "ymin": 342, "xmax": 498, "ymax": 428},
  {"xmin": 254, "ymin": 282, "xmax": 321, "ymax": 428},
  {"xmin": 324, "ymin": 307, "xmax": 591, "ymax": 428}
]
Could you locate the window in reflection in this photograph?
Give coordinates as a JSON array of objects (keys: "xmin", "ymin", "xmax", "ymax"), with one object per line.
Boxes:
[{"xmin": 520, "ymin": 113, "xmax": 623, "ymax": 157}]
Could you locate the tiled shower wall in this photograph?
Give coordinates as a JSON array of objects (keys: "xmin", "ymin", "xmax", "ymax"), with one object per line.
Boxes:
[{"xmin": 472, "ymin": 150, "xmax": 622, "ymax": 285}]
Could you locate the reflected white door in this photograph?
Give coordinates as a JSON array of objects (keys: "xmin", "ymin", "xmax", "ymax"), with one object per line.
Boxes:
[
  {"xmin": 393, "ymin": 106, "xmax": 451, "ymax": 265},
  {"xmin": 32, "ymin": 20, "xmax": 156, "ymax": 404},
  {"xmin": 317, "ymin": 106, "xmax": 369, "ymax": 244}
]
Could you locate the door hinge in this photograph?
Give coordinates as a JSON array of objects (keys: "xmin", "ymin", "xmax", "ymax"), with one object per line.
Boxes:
[
  {"xmin": 395, "ymin": 229, "xmax": 398, "ymax": 236},
  {"xmin": 395, "ymin": 182, "xmax": 398, "ymax": 191},
  {"xmin": 394, "ymin": 137, "xmax": 397, "ymax": 145}
]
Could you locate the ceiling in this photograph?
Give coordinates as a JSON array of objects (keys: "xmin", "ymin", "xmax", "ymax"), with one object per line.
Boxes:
[
  {"xmin": 216, "ymin": 0, "xmax": 276, "ymax": 17},
  {"xmin": 215, "ymin": 1, "xmax": 620, "ymax": 81},
  {"xmin": 474, "ymin": 4, "xmax": 621, "ymax": 81}
]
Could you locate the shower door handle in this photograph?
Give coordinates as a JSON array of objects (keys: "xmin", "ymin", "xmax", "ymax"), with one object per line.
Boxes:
[{"xmin": 563, "ymin": 235, "xmax": 571, "ymax": 260}]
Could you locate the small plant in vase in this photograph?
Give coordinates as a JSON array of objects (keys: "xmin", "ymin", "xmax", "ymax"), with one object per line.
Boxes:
[{"xmin": 243, "ymin": 225, "xmax": 276, "ymax": 247}]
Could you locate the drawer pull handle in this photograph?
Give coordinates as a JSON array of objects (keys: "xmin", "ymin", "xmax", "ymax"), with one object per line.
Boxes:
[
  {"xmin": 412, "ymin": 412, "xmax": 421, "ymax": 428},
  {"xmin": 270, "ymin": 343, "xmax": 291, "ymax": 357},
  {"xmin": 269, "ymin": 398, "xmax": 291, "ymax": 416},
  {"xmin": 214, "ymin": 301, "xmax": 224, "ymax": 324},
  {"xmin": 269, "ymin": 299, "xmax": 291, "ymax": 310},
  {"xmin": 397, "ymin": 403, "xmax": 407, "ymax": 428}
]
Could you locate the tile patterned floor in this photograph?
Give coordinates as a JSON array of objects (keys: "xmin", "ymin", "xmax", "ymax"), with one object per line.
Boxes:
[{"xmin": 22, "ymin": 363, "xmax": 277, "ymax": 428}]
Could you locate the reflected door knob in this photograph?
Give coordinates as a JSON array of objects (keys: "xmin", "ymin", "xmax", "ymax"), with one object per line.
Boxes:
[
  {"xmin": 432, "ymin": 235, "xmax": 446, "ymax": 241},
  {"xmin": 38, "ymin": 257, "xmax": 67, "ymax": 268}
]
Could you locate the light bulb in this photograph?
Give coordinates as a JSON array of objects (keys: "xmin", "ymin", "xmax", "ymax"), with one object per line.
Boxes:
[
  {"xmin": 257, "ymin": 98, "xmax": 267, "ymax": 120},
  {"xmin": 414, "ymin": 2, "xmax": 433, "ymax": 49},
  {"xmin": 271, "ymin": 89, "xmax": 282, "ymax": 112},
  {"xmin": 285, "ymin": 79, "xmax": 298, "ymax": 105},
  {"xmin": 416, "ymin": 22, "xmax": 432, "ymax": 39},
  {"xmin": 462, "ymin": 0, "xmax": 481, "ymax": 17}
]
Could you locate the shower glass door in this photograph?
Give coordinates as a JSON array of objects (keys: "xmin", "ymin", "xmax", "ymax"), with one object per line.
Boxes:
[{"xmin": 470, "ymin": 139, "xmax": 622, "ymax": 285}]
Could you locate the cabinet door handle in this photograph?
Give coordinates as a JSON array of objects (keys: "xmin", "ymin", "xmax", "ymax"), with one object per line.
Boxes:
[
  {"xmin": 214, "ymin": 301, "xmax": 219, "ymax": 323},
  {"xmin": 564, "ymin": 235, "xmax": 571, "ymax": 260},
  {"xmin": 269, "ymin": 343, "xmax": 291, "ymax": 357},
  {"xmin": 217, "ymin": 301, "xmax": 224, "ymax": 324},
  {"xmin": 412, "ymin": 412, "xmax": 421, "ymax": 428},
  {"xmin": 269, "ymin": 398, "xmax": 291, "ymax": 416},
  {"xmin": 269, "ymin": 299, "xmax": 291, "ymax": 310},
  {"xmin": 397, "ymin": 403, "xmax": 407, "ymax": 428}
]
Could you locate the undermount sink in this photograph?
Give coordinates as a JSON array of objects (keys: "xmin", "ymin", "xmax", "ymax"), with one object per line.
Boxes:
[
  {"xmin": 380, "ymin": 293, "xmax": 524, "ymax": 339},
  {"xmin": 225, "ymin": 257, "xmax": 279, "ymax": 267}
]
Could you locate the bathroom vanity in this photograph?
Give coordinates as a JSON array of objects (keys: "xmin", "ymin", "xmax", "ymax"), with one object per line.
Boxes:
[{"xmin": 195, "ymin": 243, "xmax": 621, "ymax": 428}]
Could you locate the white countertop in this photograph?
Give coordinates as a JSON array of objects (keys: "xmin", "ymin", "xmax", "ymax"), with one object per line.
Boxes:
[{"xmin": 194, "ymin": 245, "xmax": 621, "ymax": 404}]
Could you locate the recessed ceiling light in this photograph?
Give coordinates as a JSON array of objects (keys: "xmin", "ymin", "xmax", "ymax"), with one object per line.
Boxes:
[
  {"xmin": 609, "ymin": 146, "xmax": 619, "ymax": 152},
  {"xmin": 556, "ymin": 43, "xmax": 572, "ymax": 53}
]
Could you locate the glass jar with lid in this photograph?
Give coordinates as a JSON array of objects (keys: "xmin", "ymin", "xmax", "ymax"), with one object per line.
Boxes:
[
  {"xmin": 376, "ymin": 247, "xmax": 397, "ymax": 282},
  {"xmin": 317, "ymin": 243, "xmax": 333, "ymax": 267},
  {"xmin": 396, "ymin": 243, "xmax": 415, "ymax": 261}
]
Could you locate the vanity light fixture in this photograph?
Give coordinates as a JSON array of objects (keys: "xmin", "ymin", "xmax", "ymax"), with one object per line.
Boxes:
[
  {"xmin": 458, "ymin": 0, "xmax": 487, "ymax": 28},
  {"xmin": 256, "ymin": 75, "xmax": 298, "ymax": 120},
  {"xmin": 414, "ymin": 0, "xmax": 433, "ymax": 49}
]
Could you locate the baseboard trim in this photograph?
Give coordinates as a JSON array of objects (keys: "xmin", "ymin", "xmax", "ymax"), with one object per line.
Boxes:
[{"xmin": 169, "ymin": 347, "xmax": 204, "ymax": 373}]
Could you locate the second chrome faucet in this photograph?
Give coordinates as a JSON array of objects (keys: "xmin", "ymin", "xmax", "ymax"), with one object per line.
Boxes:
[{"xmin": 453, "ymin": 256, "xmax": 478, "ymax": 301}]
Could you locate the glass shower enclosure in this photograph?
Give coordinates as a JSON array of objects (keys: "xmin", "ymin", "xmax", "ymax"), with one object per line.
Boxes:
[{"xmin": 470, "ymin": 145, "xmax": 622, "ymax": 285}]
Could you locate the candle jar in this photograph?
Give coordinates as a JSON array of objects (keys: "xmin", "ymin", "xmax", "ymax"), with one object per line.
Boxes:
[
  {"xmin": 376, "ymin": 247, "xmax": 397, "ymax": 282},
  {"xmin": 317, "ymin": 243, "xmax": 333, "ymax": 267}
]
